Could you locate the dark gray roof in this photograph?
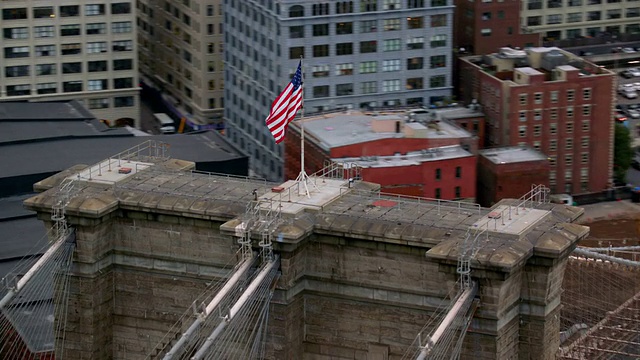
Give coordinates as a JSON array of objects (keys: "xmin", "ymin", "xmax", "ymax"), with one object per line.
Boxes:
[
  {"xmin": 0, "ymin": 131, "xmax": 246, "ymax": 178},
  {"xmin": 0, "ymin": 100, "xmax": 94, "ymax": 121},
  {"xmin": 0, "ymin": 217, "xmax": 48, "ymax": 260},
  {"xmin": 0, "ymin": 118, "xmax": 132, "ymax": 145}
]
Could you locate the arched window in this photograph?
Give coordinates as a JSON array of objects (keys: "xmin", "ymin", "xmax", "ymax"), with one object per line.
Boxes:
[{"xmin": 289, "ymin": 5, "xmax": 304, "ymax": 17}]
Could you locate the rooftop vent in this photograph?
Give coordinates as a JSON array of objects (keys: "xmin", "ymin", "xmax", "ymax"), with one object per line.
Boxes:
[{"xmin": 498, "ymin": 47, "xmax": 527, "ymax": 58}]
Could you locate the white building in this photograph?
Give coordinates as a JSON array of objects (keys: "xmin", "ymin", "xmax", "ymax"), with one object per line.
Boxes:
[
  {"xmin": 0, "ymin": 1, "xmax": 139, "ymax": 127},
  {"xmin": 224, "ymin": 0, "xmax": 455, "ymax": 181}
]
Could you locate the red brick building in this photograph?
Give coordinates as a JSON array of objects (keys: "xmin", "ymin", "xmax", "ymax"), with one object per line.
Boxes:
[
  {"xmin": 285, "ymin": 111, "xmax": 477, "ymax": 200},
  {"xmin": 454, "ymin": 0, "xmax": 539, "ymax": 55},
  {"xmin": 459, "ymin": 47, "xmax": 615, "ymax": 195},
  {"xmin": 476, "ymin": 146, "xmax": 550, "ymax": 207}
]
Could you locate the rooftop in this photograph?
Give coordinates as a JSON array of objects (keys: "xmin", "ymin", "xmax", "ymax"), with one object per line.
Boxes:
[
  {"xmin": 0, "ymin": 101, "xmax": 94, "ymax": 121},
  {"xmin": 480, "ymin": 146, "xmax": 547, "ymax": 164},
  {"xmin": 334, "ymin": 145, "xmax": 473, "ymax": 168},
  {"xmin": 290, "ymin": 111, "xmax": 471, "ymax": 150}
]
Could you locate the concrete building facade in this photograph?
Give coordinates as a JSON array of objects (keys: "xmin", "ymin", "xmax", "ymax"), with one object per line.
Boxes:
[
  {"xmin": 459, "ymin": 47, "xmax": 615, "ymax": 195},
  {"xmin": 0, "ymin": 0, "xmax": 139, "ymax": 127},
  {"xmin": 477, "ymin": 146, "xmax": 550, "ymax": 207},
  {"xmin": 284, "ymin": 110, "xmax": 477, "ymax": 199},
  {"xmin": 223, "ymin": 0, "xmax": 456, "ymax": 181},
  {"xmin": 136, "ymin": 0, "xmax": 225, "ymax": 127}
]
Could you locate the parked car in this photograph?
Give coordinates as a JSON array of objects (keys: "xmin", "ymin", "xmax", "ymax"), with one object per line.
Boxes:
[
  {"xmin": 627, "ymin": 109, "xmax": 640, "ymax": 119},
  {"xmin": 622, "ymin": 47, "xmax": 636, "ymax": 54},
  {"xmin": 615, "ymin": 114, "xmax": 628, "ymax": 123},
  {"xmin": 629, "ymin": 68, "xmax": 640, "ymax": 77},
  {"xmin": 620, "ymin": 70, "xmax": 634, "ymax": 79},
  {"xmin": 623, "ymin": 91, "xmax": 639, "ymax": 99}
]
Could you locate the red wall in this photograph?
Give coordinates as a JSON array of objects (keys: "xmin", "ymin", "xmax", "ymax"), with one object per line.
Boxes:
[{"xmin": 330, "ymin": 137, "xmax": 465, "ymax": 158}]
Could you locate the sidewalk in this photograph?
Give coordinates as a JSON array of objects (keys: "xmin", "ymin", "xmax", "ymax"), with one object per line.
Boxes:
[{"xmin": 578, "ymin": 199, "xmax": 640, "ymax": 223}]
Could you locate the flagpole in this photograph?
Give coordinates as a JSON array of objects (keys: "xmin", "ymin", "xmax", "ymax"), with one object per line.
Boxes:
[{"xmin": 295, "ymin": 56, "xmax": 311, "ymax": 197}]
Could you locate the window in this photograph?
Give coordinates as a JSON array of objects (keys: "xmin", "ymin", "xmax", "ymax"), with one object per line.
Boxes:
[
  {"xmin": 567, "ymin": 89, "xmax": 575, "ymax": 101},
  {"xmin": 582, "ymin": 105, "xmax": 590, "ymax": 117},
  {"xmin": 114, "ymin": 78, "xmax": 133, "ymax": 89},
  {"xmin": 3, "ymin": 8, "xmax": 28, "ymax": 20},
  {"xmin": 383, "ymin": 39, "xmax": 401, "ymax": 51},
  {"xmin": 62, "ymin": 62, "xmax": 82, "ymax": 73},
  {"xmin": 3, "ymin": 27, "xmax": 28, "ymax": 40},
  {"xmin": 5, "ymin": 65, "xmax": 29, "ymax": 78},
  {"xmin": 313, "ymin": 85, "xmax": 329, "ymax": 98},
  {"xmin": 60, "ymin": 5, "xmax": 79, "ymax": 17},
  {"xmin": 568, "ymin": 12, "xmax": 582, "ymax": 22},
  {"xmin": 61, "ymin": 43, "xmax": 81, "ymax": 55},
  {"xmin": 113, "ymin": 40, "xmax": 133, "ymax": 51},
  {"xmin": 33, "ymin": 7, "xmax": 54, "ymax": 19},
  {"xmin": 361, "ymin": 81, "xmax": 377, "ymax": 94},
  {"xmin": 88, "ymin": 60, "xmax": 108, "ymax": 72},
  {"xmin": 409, "ymin": 0, "xmax": 426, "ymax": 7},
  {"xmin": 455, "ymin": 186, "xmax": 461, "ymax": 198},
  {"xmin": 88, "ymin": 98, "xmax": 110, "ymax": 109},
  {"xmin": 289, "ymin": 46, "xmax": 304, "ymax": 59},
  {"xmin": 435, "ymin": 168, "xmax": 441, "ymax": 180},
  {"xmin": 112, "ymin": 21, "xmax": 132, "ymax": 33},
  {"xmin": 567, "ymin": 106, "xmax": 574, "ymax": 118},
  {"xmin": 482, "ymin": 12, "xmax": 491, "ymax": 20},
  {"xmin": 581, "ymin": 153, "xmax": 588, "ymax": 164},
  {"xmin": 527, "ymin": 16, "xmax": 542, "ymax": 26},
  {"xmin": 430, "ymin": 75, "xmax": 445, "ymax": 88},
  {"xmin": 431, "ymin": 14, "xmax": 447, "ymax": 27},
  {"xmin": 36, "ymin": 83, "xmax": 57, "ymax": 95},
  {"xmin": 583, "ymin": 88, "xmax": 591, "ymax": 100},
  {"xmin": 383, "ymin": 59, "xmax": 401, "ymax": 72},
  {"xmin": 407, "ymin": 78, "xmax": 423, "ymax": 90},
  {"xmin": 336, "ymin": 22, "xmax": 353, "ymax": 34},
  {"xmin": 435, "ymin": 188, "xmax": 441, "ymax": 199},
  {"xmin": 313, "ymin": 24, "xmax": 328, "ymax": 36},
  {"xmin": 312, "ymin": 65, "xmax": 330, "ymax": 77},
  {"xmin": 582, "ymin": 120, "xmax": 590, "ymax": 132},
  {"xmin": 35, "ymin": 45, "xmax": 55, "ymax": 57},
  {"xmin": 519, "ymin": 111, "xmax": 527, "ymax": 122},
  {"xmin": 289, "ymin": 5, "xmax": 304, "ymax": 17},
  {"xmin": 63, "ymin": 81, "xmax": 83, "ymax": 92},
  {"xmin": 36, "ymin": 64, "xmax": 56, "ymax": 76},
  {"xmin": 114, "ymin": 96, "xmax": 134, "ymax": 107},
  {"xmin": 382, "ymin": 79, "xmax": 401, "ymax": 92},
  {"xmin": 336, "ymin": 83, "xmax": 353, "ymax": 96},
  {"xmin": 550, "ymin": 91, "xmax": 558, "ymax": 103},
  {"xmin": 313, "ymin": 45, "xmax": 329, "ymax": 57},
  {"xmin": 383, "ymin": 19, "xmax": 401, "ymax": 31},
  {"xmin": 86, "ymin": 4, "xmax": 106, "ymax": 16},
  {"xmin": 360, "ymin": 61, "xmax": 377, "ymax": 74},
  {"xmin": 519, "ymin": 94, "xmax": 527, "ymax": 105},
  {"xmin": 534, "ymin": 109, "xmax": 542, "ymax": 120},
  {"xmin": 407, "ymin": 57, "xmax": 424, "ymax": 70},
  {"xmin": 4, "ymin": 46, "xmax": 29, "ymax": 59},
  {"xmin": 86, "ymin": 42, "xmax": 107, "ymax": 53},
  {"xmin": 312, "ymin": 3, "xmax": 329, "ymax": 15},
  {"xmin": 550, "ymin": 123, "xmax": 557, "ymax": 135},
  {"xmin": 547, "ymin": 14, "xmax": 562, "ymax": 24},
  {"xmin": 6, "ymin": 84, "xmax": 30, "ymax": 96},
  {"xmin": 360, "ymin": 20, "xmax": 377, "ymax": 33},
  {"xmin": 566, "ymin": 138, "xmax": 573, "ymax": 150},
  {"xmin": 336, "ymin": 43, "xmax": 353, "ymax": 55},
  {"xmin": 430, "ymin": 55, "xmax": 446, "ymax": 68},
  {"xmin": 550, "ymin": 139, "xmax": 557, "ymax": 151},
  {"xmin": 519, "ymin": 125, "xmax": 527, "ymax": 137},
  {"xmin": 565, "ymin": 155, "xmax": 573, "ymax": 167},
  {"xmin": 581, "ymin": 137, "xmax": 589, "ymax": 148},
  {"xmin": 87, "ymin": 23, "xmax": 106, "ymax": 35},
  {"xmin": 111, "ymin": 3, "xmax": 131, "ymax": 14},
  {"xmin": 60, "ymin": 24, "xmax": 81, "ymax": 36},
  {"xmin": 407, "ymin": 16, "xmax": 423, "ymax": 29},
  {"xmin": 432, "ymin": 0, "xmax": 447, "ymax": 6},
  {"xmin": 289, "ymin": 26, "xmax": 304, "ymax": 38},
  {"xmin": 360, "ymin": 40, "xmax": 377, "ymax": 53},
  {"xmin": 430, "ymin": 34, "xmax": 447, "ymax": 47},
  {"xmin": 87, "ymin": 80, "xmax": 108, "ymax": 91},
  {"xmin": 34, "ymin": 26, "xmax": 55, "ymax": 38},
  {"xmin": 528, "ymin": 0, "xmax": 543, "ymax": 8},
  {"xmin": 336, "ymin": 1, "xmax": 353, "ymax": 13},
  {"xmin": 407, "ymin": 37, "xmax": 424, "ymax": 50},
  {"xmin": 361, "ymin": 0, "xmax": 377, "ymax": 11},
  {"xmin": 383, "ymin": 0, "xmax": 401, "ymax": 10},
  {"xmin": 534, "ymin": 124, "xmax": 542, "ymax": 136},
  {"xmin": 533, "ymin": 92, "xmax": 542, "ymax": 104},
  {"xmin": 335, "ymin": 63, "xmax": 353, "ymax": 76}
]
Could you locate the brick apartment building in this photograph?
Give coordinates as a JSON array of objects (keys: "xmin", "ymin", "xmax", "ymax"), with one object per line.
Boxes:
[
  {"xmin": 454, "ymin": 0, "xmax": 539, "ymax": 55},
  {"xmin": 477, "ymin": 146, "xmax": 550, "ymax": 207},
  {"xmin": 459, "ymin": 47, "xmax": 615, "ymax": 195},
  {"xmin": 284, "ymin": 110, "xmax": 477, "ymax": 200}
]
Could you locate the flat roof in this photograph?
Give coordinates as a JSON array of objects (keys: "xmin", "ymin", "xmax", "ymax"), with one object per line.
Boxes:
[
  {"xmin": 516, "ymin": 67, "xmax": 544, "ymax": 76},
  {"xmin": 293, "ymin": 111, "xmax": 471, "ymax": 149},
  {"xmin": 0, "ymin": 118, "xmax": 131, "ymax": 145},
  {"xmin": 480, "ymin": 146, "xmax": 547, "ymax": 164},
  {"xmin": 0, "ymin": 100, "xmax": 94, "ymax": 121},
  {"xmin": 334, "ymin": 145, "xmax": 473, "ymax": 168}
]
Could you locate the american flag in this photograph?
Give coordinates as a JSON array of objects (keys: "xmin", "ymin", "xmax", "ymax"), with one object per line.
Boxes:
[{"xmin": 265, "ymin": 61, "xmax": 303, "ymax": 144}]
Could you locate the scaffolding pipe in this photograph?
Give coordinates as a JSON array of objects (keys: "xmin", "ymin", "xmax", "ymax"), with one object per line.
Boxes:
[
  {"xmin": 572, "ymin": 248, "xmax": 640, "ymax": 267},
  {"xmin": 163, "ymin": 258, "xmax": 253, "ymax": 360},
  {"xmin": 191, "ymin": 257, "xmax": 279, "ymax": 360},
  {"xmin": 416, "ymin": 282, "xmax": 477, "ymax": 360},
  {"xmin": 0, "ymin": 233, "xmax": 70, "ymax": 310}
]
